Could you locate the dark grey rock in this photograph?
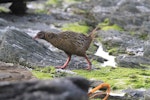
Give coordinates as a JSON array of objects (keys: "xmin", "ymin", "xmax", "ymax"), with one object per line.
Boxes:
[
  {"xmin": 0, "ymin": 77, "xmax": 89, "ymax": 100},
  {"xmin": 0, "ymin": 61, "xmax": 35, "ymax": 82},
  {"xmin": 89, "ymin": 80, "xmax": 103, "ymax": 88},
  {"xmin": 123, "ymin": 88, "xmax": 145, "ymax": 100},
  {"xmin": 144, "ymin": 44, "xmax": 150, "ymax": 57},
  {"xmin": 116, "ymin": 56, "xmax": 150, "ymax": 68},
  {"xmin": 145, "ymin": 89, "xmax": 150, "ymax": 100},
  {"xmin": 85, "ymin": 0, "xmax": 150, "ymax": 31},
  {"xmin": 97, "ymin": 30, "xmax": 145, "ymax": 55},
  {"xmin": 0, "ymin": 18, "xmax": 8, "ymax": 26}
]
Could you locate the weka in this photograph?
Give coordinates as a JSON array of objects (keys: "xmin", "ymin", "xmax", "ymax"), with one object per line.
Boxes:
[{"xmin": 34, "ymin": 26, "xmax": 99, "ymax": 70}]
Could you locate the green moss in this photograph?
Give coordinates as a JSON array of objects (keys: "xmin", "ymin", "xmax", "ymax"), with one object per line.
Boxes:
[
  {"xmin": 99, "ymin": 18, "xmax": 110, "ymax": 26},
  {"xmin": 101, "ymin": 24, "xmax": 123, "ymax": 31},
  {"xmin": 73, "ymin": 67, "xmax": 150, "ymax": 90},
  {"xmin": 129, "ymin": 32, "xmax": 148, "ymax": 40},
  {"xmin": 46, "ymin": 0, "xmax": 60, "ymax": 6},
  {"xmin": 46, "ymin": 0, "xmax": 83, "ymax": 6},
  {"xmin": 129, "ymin": 31, "xmax": 135, "ymax": 36},
  {"xmin": 35, "ymin": 9, "xmax": 48, "ymax": 14},
  {"xmin": 98, "ymin": 18, "xmax": 124, "ymax": 31},
  {"xmin": 139, "ymin": 33, "xmax": 148, "ymax": 40},
  {"xmin": 64, "ymin": 0, "xmax": 79, "ymax": 3},
  {"xmin": 31, "ymin": 66, "xmax": 77, "ymax": 79},
  {"xmin": 32, "ymin": 66, "xmax": 55, "ymax": 79},
  {"xmin": 61, "ymin": 23, "xmax": 90, "ymax": 34},
  {"xmin": 0, "ymin": 7, "xmax": 9, "ymax": 12},
  {"xmin": 108, "ymin": 47, "xmax": 118, "ymax": 55},
  {"xmin": 91, "ymin": 60, "xmax": 101, "ymax": 68},
  {"xmin": 72, "ymin": 8, "xmax": 87, "ymax": 15},
  {"xmin": 31, "ymin": 66, "xmax": 150, "ymax": 91}
]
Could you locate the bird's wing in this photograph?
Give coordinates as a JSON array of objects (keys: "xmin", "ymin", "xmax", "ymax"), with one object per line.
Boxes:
[{"xmin": 56, "ymin": 32, "xmax": 78, "ymax": 53}]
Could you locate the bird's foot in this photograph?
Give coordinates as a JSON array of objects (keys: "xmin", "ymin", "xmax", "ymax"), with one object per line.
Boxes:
[
  {"xmin": 55, "ymin": 66, "xmax": 66, "ymax": 69},
  {"xmin": 85, "ymin": 66, "xmax": 91, "ymax": 70}
]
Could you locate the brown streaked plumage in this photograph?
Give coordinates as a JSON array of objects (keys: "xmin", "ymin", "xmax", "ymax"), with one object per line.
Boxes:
[{"xmin": 34, "ymin": 26, "xmax": 99, "ymax": 70}]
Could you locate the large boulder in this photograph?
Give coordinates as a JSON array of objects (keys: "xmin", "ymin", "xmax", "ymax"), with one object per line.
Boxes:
[{"xmin": 0, "ymin": 77, "xmax": 89, "ymax": 100}]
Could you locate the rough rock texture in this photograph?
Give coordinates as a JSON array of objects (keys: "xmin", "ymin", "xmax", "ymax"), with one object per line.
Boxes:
[
  {"xmin": 97, "ymin": 30, "xmax": 150, "ymax": 68},
  {"xmin": 115, "ymin": 56, "xmax": 150, "ymax": 68},
  {"xmin": 0, "ymin": 61, "xmax": 35, "ymax": 82},
  {"xmin": 0, "ymin": 77, "xmax": 89, "ymax": 100},
  {"xmin": 0, "ymin": 28, "xmax": 90, "ymax": 69},
  {"xmin": 145, "ymin": 89, "xmax": 150, "ymax": 100}
]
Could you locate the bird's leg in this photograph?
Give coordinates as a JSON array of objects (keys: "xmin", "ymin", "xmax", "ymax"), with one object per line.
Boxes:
[
  {"xmin": 88, "ymin": 83, "xmax": 110, "ymax": 100},
  {"xmin": 84, "ymin": 55, "xmax": 92, "ymax": 70},
  {"xmin": 56, "ymin": 55, "xmax": 71, "ymax": 69}
]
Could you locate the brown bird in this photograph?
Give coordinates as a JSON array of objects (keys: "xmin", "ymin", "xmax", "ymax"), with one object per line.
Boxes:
[{"xmin": 34, "ymin": 26, "xmax": 99, "ymax": 70}]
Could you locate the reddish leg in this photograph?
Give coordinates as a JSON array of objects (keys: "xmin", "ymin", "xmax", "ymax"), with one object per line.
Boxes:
[
  {"xmin": 84, "ymin": 55, "xmax": 92, "ymax": 70},
  {"xmin": 56, "ymin": 55, "xmax": 71, "ymax": 69}
]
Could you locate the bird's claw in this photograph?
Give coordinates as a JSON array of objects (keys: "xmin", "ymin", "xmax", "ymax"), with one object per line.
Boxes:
[
  {"xmin": 85, "ymin": 66, "xmax": 91, "ymax": 70},
  {"xmin": 55, "ymin": 66, "xmax": 66, "ymax": 69}
]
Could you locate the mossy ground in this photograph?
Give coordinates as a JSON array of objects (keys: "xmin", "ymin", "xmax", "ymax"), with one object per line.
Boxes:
[
  {"xmin": 32, "ymin": 66, "xmax": 150, "ymax": 91},
  {"xmin": 74, "ymin": 67, "xmax": 150, "ymax": 90},
  {"xmin": 32, "ymin": 66, "xmax": 55, "ymax": 79}
]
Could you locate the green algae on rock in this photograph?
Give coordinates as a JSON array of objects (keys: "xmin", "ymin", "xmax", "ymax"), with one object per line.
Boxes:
[
  {"xmin": 99, "ymin": 18, "xmax": 124, "ymax": 31},
  {"xmin": 61, "ymin": 23, "xmax": 90, "ymax": 34}
]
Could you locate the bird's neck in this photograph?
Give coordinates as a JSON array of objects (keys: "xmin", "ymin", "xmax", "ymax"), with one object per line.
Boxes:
[{"xmin": 44, "ymin": 33, "xmax": 59, "ymax": 46}]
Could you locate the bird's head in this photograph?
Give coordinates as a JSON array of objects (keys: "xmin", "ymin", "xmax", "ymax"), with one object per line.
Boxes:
[{"xmin": 34, "ymin": 31, "xmax": 46, "ymax": 40}]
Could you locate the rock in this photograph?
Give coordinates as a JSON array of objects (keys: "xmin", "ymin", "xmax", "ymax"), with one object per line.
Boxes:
[
  {"xmin": 123, "ymin": 88, "xmax": 145, "ymax": 100},
  {"xmin": 144, "ymin": 44, "xmax": 150, "ymax": 57},
  {"xmin": 97, "ymin": 30, "xmax": 145, "ymax": 55},
  {"xmin": 118, "ymin": 1, "xmax": 141, "ymax": 13},
  {"xmin": 0, "ymin": 77, "xmax": 89, "ymax": 100},
  {"xmin": 145, "ymin": 89, "xmax": 150, "ymax": 100},
  {"xmin": 98, "ymin": 30, "xmax": 124, "ymax": 48},
  {"xmin": 0, "ymin": 28, "xmax": 90, "ymax": 69},
  {"xmin": 116, "ymin": 56, "xmax": 150, "ymax": 68},
  {"xmin": 85, "ymin": 0, "xmax": 150, "ymax": 31},
  {"xmin": 0, "ymin": 18, "xmax": 8, "ymax": 26},
  {"xmin": 89, "ymin": 80, "xmax": 104, "ymax": 88},
  {"xmin": 96, "ymin": 29, "xmax": 150, "ymax": 68},
  {"xmin": 0, "ymin": 61, "xmax": 36, "ymax": 82}
]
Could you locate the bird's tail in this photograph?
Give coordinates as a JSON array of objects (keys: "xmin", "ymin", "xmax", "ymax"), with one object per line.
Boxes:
[{"xmin": 88, "ymin": 26, "xmax": 100, "ymax": 39}]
